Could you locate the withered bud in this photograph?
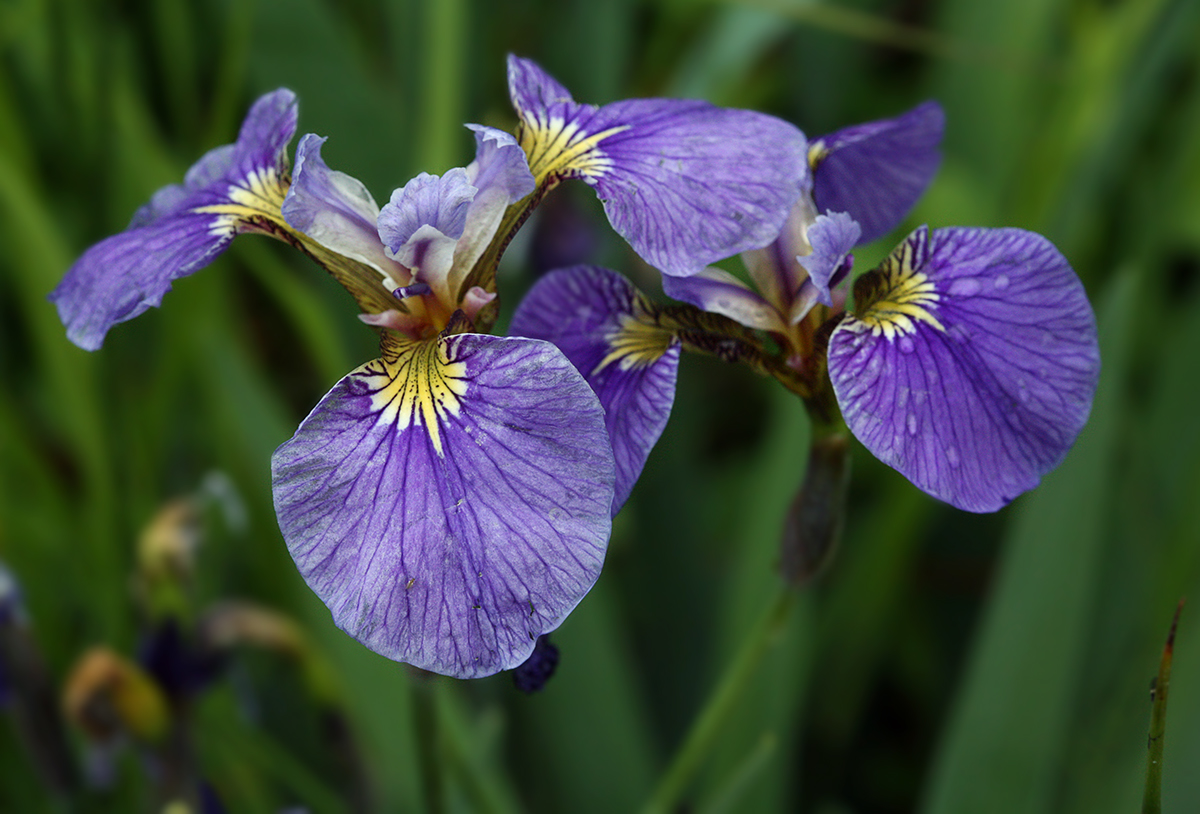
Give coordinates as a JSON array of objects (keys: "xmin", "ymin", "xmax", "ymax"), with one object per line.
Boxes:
[
  {"xmin": 62, "ymin": 648, "xmax": 169, "ymax": 744},
  {"xmin": 780, "ymin": 433, "xmax": 851, "ymax": 585}
]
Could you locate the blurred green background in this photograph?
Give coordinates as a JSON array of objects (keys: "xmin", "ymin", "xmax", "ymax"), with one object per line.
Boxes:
[{"xmin": 2, "ymin": 0, "xmax": 1199, "ymax": 811}]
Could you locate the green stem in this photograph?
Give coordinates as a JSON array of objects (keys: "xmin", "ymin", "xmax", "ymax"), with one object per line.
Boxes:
[
  {"xmin": 412, "ymin": 679, "xmax": 447, "ymax": 814},
  {"xmin": 641, "ymin": 586, "xmax": 799, "ymax": 814},
  {"xmin": 1143, "ymin": 599, "xmax": 1184, "ymax": 814}
]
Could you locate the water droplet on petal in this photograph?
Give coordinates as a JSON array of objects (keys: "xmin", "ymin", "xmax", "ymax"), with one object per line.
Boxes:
[
  {"xmin": 861, "ymin": 353, "xmax": 884, "ymax": 385},
  {"xmin": 949, "ymin": 324, "xmax": 971, "ymax": 344},
  {"xmin": 1017, "ymin": 378, "xmax": 1030, "ymax": 403},
  {"xmin": 906, "ymin": 413, "xmax": 919, "ymax": 436},
  {"xmin": 949, "ymin": 277, "xmax": 982, "ymax": 297},
  {"xmin": 899, "ymin": 336, "xmax": 916, "ymax": 354},
  {"xmin": 994, "ymin": 274, "xmax": 1010, "ymax": 290},
  {"xmin": 945, "ymin": 446, "xmax": 960, "ymax": 467}
]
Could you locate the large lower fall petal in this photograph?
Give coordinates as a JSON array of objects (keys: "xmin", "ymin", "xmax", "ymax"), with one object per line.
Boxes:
[
  {"xmin": 509, "ymin": 265, "xmax": 679, "ymax": 514},
  {"xmin": 272, "ymin": 333, "xmax": 615, "ymax": 678},
  {"xmin": 828, "ymin": 226, "xmax": 1099, "ymax": 512}
]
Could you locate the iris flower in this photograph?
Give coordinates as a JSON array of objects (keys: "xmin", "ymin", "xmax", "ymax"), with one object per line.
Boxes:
[
  {"xmin": 661, "ymin": 101, "xmax": 1100, "ymax": 512},
  {"xmin": 51, "ymin": 59, "xmax": 808, "ymax": 678}
]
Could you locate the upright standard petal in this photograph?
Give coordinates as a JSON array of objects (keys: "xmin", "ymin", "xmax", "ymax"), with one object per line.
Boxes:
[
  {"xmin": 282, "ymin": 134, "xmax": 406, "ymax": 282},
  {"xmin": 50, "ymin": 89, "xmax": 298, "ymax": 350},
  {"xmin": 798, "ymin": 211, "xmax": 861, "ymax": 307},
  {"xmin": 810, "ymin": 101, "xmax": 944, "ymax": 244},
  {"xmin": 507, "ymin": 55, "xmax": 808, "ymax": 277},
  {"xmin": 380, "ymin": 170, "xmax": 476, "ymax": 253},
  {"xmin": 272, "ymin": 334, "xmax": 615, "ymax": 678},
  {"xmin": 828, "ymin": 226, "xmax": 1099, "ymax": 512},
  {"xmin": 509, "ymin": 266, "xmax": 679, "ymax": 514},
  {"xmin": 463, "ymin": 125, "xmax": 536, "ymax": 205}
]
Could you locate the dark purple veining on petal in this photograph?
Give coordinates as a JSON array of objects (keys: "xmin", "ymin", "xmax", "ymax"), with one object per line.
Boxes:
[
  {"xmin": 50, "ymin": 213, "xmax": 240, "ymax": 351},
  {"xmin": 509, "ymin": 265, "xmax": 679, "ymax": 514},
  {"xmin": 582, "ymin": 99, "xmax": 809, "ymax": 277},
  {"xmin": 507, "ymin": 55, "xmax": 576, "ymax": 117},
  {"xmin": 272, "ymin": 334, "xmax": 614, "ymax": 678},
  {"xmin": 829, "ymin": 227, "xmax": 1099, "ymax": 512}
]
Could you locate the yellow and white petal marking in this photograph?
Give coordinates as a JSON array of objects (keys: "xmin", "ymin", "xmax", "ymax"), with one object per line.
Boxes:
[
  {"xmin": 369, "ymin": 338, "xmax": 469, "ymax": 457},
  {"xmin": 848, "ymin": 234, "xmax": 945, "ymax": 341},
  {"xmin": 518, "ymin": 115, "xmax": 630, "ymax": 186},
  {"xmin": 594, "ymin": 310, "xmax": 675, "ymax": 375},
  {"xmin": 807, "ymin": 139, "xmax": 830, "ymax": 172},
  {"xmin": 193, "ymin": 167, "xmax": 290, "ymax": 235}
]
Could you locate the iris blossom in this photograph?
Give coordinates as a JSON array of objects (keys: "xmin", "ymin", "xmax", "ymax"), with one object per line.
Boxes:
[
  {"xmin": 51, "ymin": 59, "xmax": 809, "ymax": 678},
  {"xmin": 661, "ymin": 102, "xmax": 1100, "ymax": 512}
]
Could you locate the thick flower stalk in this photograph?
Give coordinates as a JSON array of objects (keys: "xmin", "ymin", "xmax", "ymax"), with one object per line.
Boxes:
[{"xmin": 50, "ymin": 60, "xmax": 810, "ymax": 678}]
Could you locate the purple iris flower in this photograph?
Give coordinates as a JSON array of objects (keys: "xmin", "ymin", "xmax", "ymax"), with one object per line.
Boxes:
[
  {"xmin": 51, "ymin": 61, "xmax": 813, "ymax": 678},
  {"xmin": 666, "ymin": 104, "xmax": 1099, "ymax": 513},
  {"xmin": 271, "ymin": 126, "xmax": 617, "ymax": 679},
  {"xmin": 502, "ymin": 56, "xmax": 811, "ymax": 513}
]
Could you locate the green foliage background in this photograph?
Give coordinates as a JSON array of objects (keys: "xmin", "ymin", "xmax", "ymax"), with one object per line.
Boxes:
[{"xmin": 1, "ymin": 0, "xmax": 1199, "ymax": 811}]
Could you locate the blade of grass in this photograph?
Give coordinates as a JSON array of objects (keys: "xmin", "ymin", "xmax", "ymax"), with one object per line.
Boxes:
[
  {"xmin": 920, "ymin": 267, "xmax": 1136, "ymax": 814},
  {"xmin": 1143, "ymin": 601, "xmax": 1183, "ymax": 814}
]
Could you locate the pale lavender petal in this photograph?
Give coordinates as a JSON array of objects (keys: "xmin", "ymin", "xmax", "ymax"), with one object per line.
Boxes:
[
  {"xmin": 272, "ymin": 334, "xmax": 614, "ymax": 678},
  {"xmin": 464, "ymin": 124, "xmax": 535, "ymax": 204},
  {"xmin": 798, "ymin": 211, "xmax": 861, "ymax": 306},
  {"xmin": 445, "ymin": 126, "xmax": 538, "ymax": 285},
  {"xmin": 742, "ymin": 192, "xmax": 818, "ymax": 311},
  {"xmin": 507, "ymin": 55, "xmax": 808, "ymax": 277},
  {"xmin": 379, "ymin": 169, "xmax": 475, "ymax": 254},
  {"xmin": 508, "ymin": 266, "xmax": 679, "ymax": 513},
  {"xmin": 812, "ymin": 101, "xmax": 944, "ymax": 244},
  {"xmin": 51, "ymin": 89, "xmax": 298, "ymax": 350},
  {"xmin": 662, "ymin": 268, "xmax": 785, "ymax": 333},
  {"xmin": 282, "ymin": 134, "xmax": 404, "ymax": 278},
  {"xmin": 828, "ymin": 226, "xmax": 1099, "ymax": 512}
]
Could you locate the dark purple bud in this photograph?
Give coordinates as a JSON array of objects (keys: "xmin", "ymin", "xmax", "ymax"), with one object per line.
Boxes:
[
  {"xmin": 780, "ymin": 433, "xmax": 851, "ymax": 585},
  {"xmin": 512, "ymin": 635, "xmax": 560, "ymax": 693},
  {"xmin": 529, "ymin": 192, "xmax": 600, "ymax": 277},
  {"xmin": 137, "ymin": 618, "xmax": 226, "ymax": 702}
]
